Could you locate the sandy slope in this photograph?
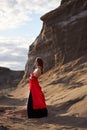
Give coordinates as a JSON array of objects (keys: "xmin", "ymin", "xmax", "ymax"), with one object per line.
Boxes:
[{"xmin": 0, "ymin": 56, "xmax": 87, "ymax": 130}]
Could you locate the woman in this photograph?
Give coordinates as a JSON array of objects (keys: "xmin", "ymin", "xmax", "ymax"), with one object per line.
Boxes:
[{"xmin": 27, "ymin": 57, "xmax": 48, "ymax": 118}]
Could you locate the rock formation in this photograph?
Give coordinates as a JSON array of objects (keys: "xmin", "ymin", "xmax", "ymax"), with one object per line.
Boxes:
[
  {"xmin": 25, "ymin": 0, "xmax": 87, "ymax": 76},
  {"xmin": 0, "ymin": 67, "xmax": 24, "ymax": 90}
]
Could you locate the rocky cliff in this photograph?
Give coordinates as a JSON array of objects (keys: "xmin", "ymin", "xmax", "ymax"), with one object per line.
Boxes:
[
  {"xmin": 0, "ymin": 67, "xmax": 24, "ymax": 90},
  {"xmin": 25, "ymin": 0, "xmax": 87, "ymax": 76}
]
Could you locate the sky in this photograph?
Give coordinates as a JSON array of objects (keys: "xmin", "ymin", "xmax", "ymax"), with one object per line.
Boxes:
[{"xmin": 0, "ymin": 0, "xmax": 61, "ymax": 70}]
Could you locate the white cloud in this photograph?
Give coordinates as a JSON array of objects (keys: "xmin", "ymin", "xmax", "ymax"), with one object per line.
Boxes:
[
  {"xmin": 0, "ymin": 61, "xmax": 23, "ymax": 70},
  {"xmin": 0, "ymin": 0, "xmax": 31, "ymax": 30},
  {"xmin": 0, "ymin": 37, "xmax": 34, "ymax": 70},
  {"xmin": 0, "ymin": 0, "xmax": 60, "ymax": 30}
]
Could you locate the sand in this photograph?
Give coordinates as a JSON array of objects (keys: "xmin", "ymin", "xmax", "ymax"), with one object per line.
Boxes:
[{"xmin": 0, "ymin": 57, "xmax": 87, "ymax": 130}]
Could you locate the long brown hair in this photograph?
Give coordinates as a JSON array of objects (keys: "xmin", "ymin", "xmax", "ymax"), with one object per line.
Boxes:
[{"xmin": 36, "ymin": 57, "xmax": 43, "ymax": 74}]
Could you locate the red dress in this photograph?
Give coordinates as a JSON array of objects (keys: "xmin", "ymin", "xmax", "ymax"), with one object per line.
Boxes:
[
  {"xmin": 27, "ymin": 72, "xmax": 48, "ymax": 118},
  {"xmin": 30, "ymin": 72, "xmax": 46, "ymax": 109}
]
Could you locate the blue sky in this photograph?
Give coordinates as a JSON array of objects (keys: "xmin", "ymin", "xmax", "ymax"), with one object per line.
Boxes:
[{"xmin": 0, "ymin": 0, "xmax": 61, "ymax": 70}]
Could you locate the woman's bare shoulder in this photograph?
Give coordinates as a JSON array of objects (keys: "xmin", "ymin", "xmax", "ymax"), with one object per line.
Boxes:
[{"xmin": 33, "ymin": 67, "xmax": 41, "ymax": 77}]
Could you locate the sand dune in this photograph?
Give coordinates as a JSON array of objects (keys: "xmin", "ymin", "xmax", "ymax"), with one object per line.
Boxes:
[{"xmin": 0, "ymin": 56, "xmax": 87, "ymax": 130}]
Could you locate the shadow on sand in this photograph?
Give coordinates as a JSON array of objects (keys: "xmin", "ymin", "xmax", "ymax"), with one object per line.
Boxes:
[
  {"xmin": 0, "ymin": 95, "xmax": 27, "ymax": 106},
  {"xmin": 34, "ymin": 105, "xmax": 87, "ymax": 129}
]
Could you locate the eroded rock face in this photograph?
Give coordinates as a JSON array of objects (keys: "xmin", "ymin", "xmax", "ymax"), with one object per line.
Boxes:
[
  {"xmin": 0, "ymin": 126, "xmax": 9, "ymax": 130},
  {"xmin": 0, "ymin": 67, "xmax": 24, "ymax": 89},
  {"xmin": 61, "ymin": 0, "xmax": 72, "ymax": 5},
  {"xmin": 25, "ymin": 0, "xmax": 87, "ymax": 76}
]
